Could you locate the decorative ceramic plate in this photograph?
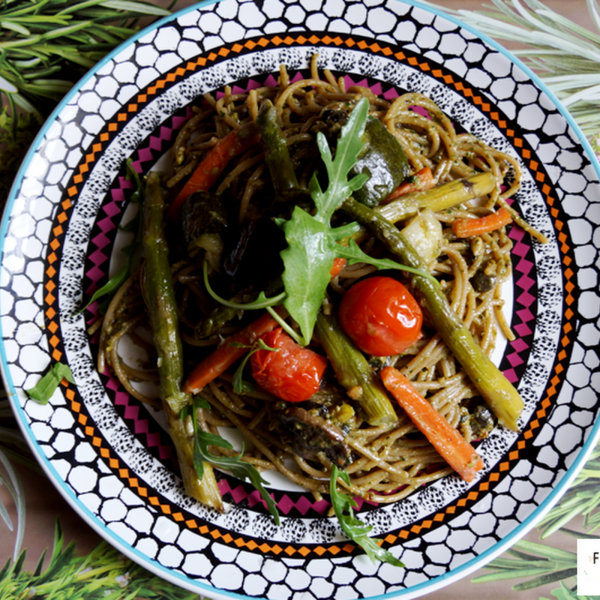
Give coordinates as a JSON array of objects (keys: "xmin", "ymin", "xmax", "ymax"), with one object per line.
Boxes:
[{"xmin": 2, "ymin": 0, "xmax": 600, "ymax": 598}]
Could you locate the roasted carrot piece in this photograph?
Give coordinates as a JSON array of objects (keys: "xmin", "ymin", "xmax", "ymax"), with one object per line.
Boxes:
[
  {"xmin": 452, "ymin": 206, "xmax": 512, "ymax": 238},
  {"xmin": 383, "ymin": 167, "xmax": 435, "ymax": 203},
  {"xmin": 329, "ymin": 257, "xmax": 347, "ymax": 279},
  {"xmin": 167, "ymin": 121, "xmax": 260, "ymax": 221},
  {"xmin": 380, "ymin": 366, "xmax": 484, "ymax": 482},
  {"xmin": 183, "ymin": 311, "xmax": 278, "ymax": 394}
]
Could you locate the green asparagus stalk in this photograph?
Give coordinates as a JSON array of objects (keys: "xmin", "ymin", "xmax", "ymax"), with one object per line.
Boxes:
[
  {"xmin": 142, "ymin": 172, "xmax": 189, "ymax": 416},
  {"xmin": 256, "ymin": 99, "xmax": 312, "ymax": 207},
  {"xmin": 341, "ymin": 196, "xmax": 523, "ymax": 431},
  {"xmin": 257, "ymin": 100, "xmax": 299, "ymax": 193},
  {"xmin": 142, "ymin": 171, "xmax": 223, "ymax": 511},
  {"xmin": 378, "ymin": 171, "xmax": 497, "ymax": 223},
  {"xmin": 315, "ymin": 312, "xmax": 398, "ymax": 426}
]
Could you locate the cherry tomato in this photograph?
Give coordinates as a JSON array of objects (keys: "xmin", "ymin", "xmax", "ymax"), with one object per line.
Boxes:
[
  {"xmin": 250, "ymin": 328, "xmax": 328, "ymax": 402},
  {"xmin": 338, "ymin": 276, "xmax": 423, "ymax": 356}
]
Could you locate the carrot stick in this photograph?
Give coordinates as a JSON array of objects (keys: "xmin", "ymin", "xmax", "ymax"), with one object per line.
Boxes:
[
  {"xmin": 383, "ymin": 167, "xmax": 435, "ymax": 203},
  {"xmin": 167, "ymin": 122, "xmax": 260, "ymax": 221},
  {"xmin": 380, "ymin": 366, "xmax": 484, "ymax": 482},
  {"xmin": 183, "ymin": 311, "xmax": 278, "ymax": 394},
  {"xmin": 452, "ymin": 206, "xmax": 512, "ymax": 238}
]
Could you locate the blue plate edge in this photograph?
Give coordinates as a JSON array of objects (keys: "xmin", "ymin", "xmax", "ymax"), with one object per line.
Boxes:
[{"xmin": 0, "ymin": 0, "xmax": 598, "ymax": 598}]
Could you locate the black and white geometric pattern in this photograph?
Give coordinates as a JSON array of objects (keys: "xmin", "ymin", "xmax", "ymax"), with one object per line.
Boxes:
[{"xmin": 2, "ymin": 1, "xmax": 600, "ymax": 599}]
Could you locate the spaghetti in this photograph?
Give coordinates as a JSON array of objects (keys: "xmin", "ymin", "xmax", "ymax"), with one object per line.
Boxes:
[{"xmin": 97, "ymin": 56, "xmax": 535, "ymax": 507}]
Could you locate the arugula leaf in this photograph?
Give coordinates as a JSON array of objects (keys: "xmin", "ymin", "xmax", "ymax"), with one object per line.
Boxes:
[
  {"xmin": 280, "ymin": 97, "xmax": 436, "ymax": 344},
  {"xmin": 279, "ymin": 99, "xmax": 370, "ymax": 344},
  {"xmin": 184, "ymin": 397, "xmax": 280, "ymax": 525},
  {"xmin": 25, "ymin": 363, "xmax": 75, "ymax": 404},
  {"xmin": 310, "ymin": 105, "xmax": 371, "ymax": 225},
  {"xmin": 230, "ymin": 338, "xmax": 278, "ymax": 394},
  {"xmin": 330, "ymin": 465, "xmax": 404, "ymax": 567},
  {"xmin": 280, "ymin": 208, "xmax": 333, "ymax": 345}
]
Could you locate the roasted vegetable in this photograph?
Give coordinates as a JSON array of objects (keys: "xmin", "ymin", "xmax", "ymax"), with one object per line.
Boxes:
[
  {"xmin": 257, "ymin": 100, "xmax": 312, "ymax": 208},
  {"xmin": 167, "ymin": 120, "xmax": 260, "ymax": 220},
  {"xmin": 400, "ymin": 208, "xmax": 443, "ymax": 265},
  {"xmin": 250, "ymin": 327, "xmax": 328, "ymax": 402},
  {"xmin": 339, "ymin": 276, "xmax": 423, "ymax": 357},
  {"xmin": 380, "ymin": 366, "xmax": 484, "ymax": 482},
  {"xmin": 452, "ymin": 206, "xmax": 513, "ymax": 238},
  {"xmin": 181, "ymin": 190, "xmax": 228, "ymax": 248},
  {"xmin": 378, "ymin": 171, "xmax": 497, "ymax": 223},
  {"xmin": 184, "ymin": 311, "xmax": 279, "ymax": 394},
  {"xmin": 277, "ymin": 405, "xmax": 352, "ymax": 468},
  {"xmin": 350, "ymin": 116, "xmax": 410, "ymax": 207},
  {"xmin": 141, "ymin": 171, "xmax": 223, "ymax": 510},
  {"xmin": 315, "ymin": 312, "xmax": 398, "ymax": 427}
]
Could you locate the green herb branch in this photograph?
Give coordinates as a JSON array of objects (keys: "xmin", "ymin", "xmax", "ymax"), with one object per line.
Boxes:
[
  {"xmin": 472, "ymin": 539, "xmax": 579, "ymax": 595},
  {"xmin": 473, "ymin": 445, "xmax": 600, "ymax": 597},
  {"xmin": 424, "ymin": 0, "xmax": 600, "ymax": 137},
  {"xmin": 0, "ymin": 0, "xmax": 172, "ymax": 214},
  {"xmin": 0, "ymin": 0, "xmax": 171, "ymax": 117},
  {"xmin": 0, "ymin": 520, "xmax": 199, "ymax": 599},
  {"xmin": 182, "ymin": 397, "xmax": 280, "ymax": 525},
  {"xmin": 330, "ymin": 465, "xmax": 404, "ymax": 567}
]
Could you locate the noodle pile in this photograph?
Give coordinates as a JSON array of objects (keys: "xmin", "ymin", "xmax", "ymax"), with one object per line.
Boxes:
[{"xmin": 96, "ymin": 56, "xmax": 535, "ymax": 504}]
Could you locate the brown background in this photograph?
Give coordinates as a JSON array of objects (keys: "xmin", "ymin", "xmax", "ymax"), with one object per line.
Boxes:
[{"xmin": 0, "ymin": 1, "xmax": 593, "ymax": 599}]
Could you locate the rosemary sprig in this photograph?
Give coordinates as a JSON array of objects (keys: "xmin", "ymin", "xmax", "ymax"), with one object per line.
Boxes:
[
  {"xmin": 0, "ymin": 520, "xmax": 200, "ymax": 599},
  {"xmin": 536, "ymin": 447, "xmax": 600, "ymax": 538},
  {"xmin": 0, "ymin": 0, "xmax": 173, "ymax": 214},
  {"xmin": 472, "ymin": 539, "xmax": 580, "ymax": 594},
  {"xmin": 425, "ymin": 0, "xmax": 600, "ymax": 136},
  {"xmin": 471, "ymin": 441, "xmax": 600, "ymax": 595},
  {"xmin": 0, "ymin": 0, "xmax": 171, "ymax": 117}
]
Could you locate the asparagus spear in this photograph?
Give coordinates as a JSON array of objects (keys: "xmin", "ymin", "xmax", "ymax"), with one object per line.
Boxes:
[
  {"xmin": 315, "ymin": 312, "xmax": 398, "ymax": 427},
  {"xmin": 341, "ymin": 196, "xmax": 524, "ymax": 431},
  {"xmin": 378, "ymin": 172, "xmax": 497, "ymax": 223},
  {"xmin": 142, "ymin": 171, "xmax": 223, "ymax": 511},
  {"xmin": 256, "ymin": 100, "xmax": 311, "ymax": 206}
]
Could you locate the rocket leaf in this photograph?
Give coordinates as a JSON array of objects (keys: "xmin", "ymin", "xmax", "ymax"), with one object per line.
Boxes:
[{"xmin": 330, "ymin": 465, "xmax": 404, "ymax": 567}]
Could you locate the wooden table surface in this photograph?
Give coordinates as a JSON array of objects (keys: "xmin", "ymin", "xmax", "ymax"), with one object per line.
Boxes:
[{"xmin": 0, "ymin": 1, "xmax": 594, "ymax": 599}]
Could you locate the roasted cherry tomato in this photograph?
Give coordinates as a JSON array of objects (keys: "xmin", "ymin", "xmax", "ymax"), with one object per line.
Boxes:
[
  {"xmin": 250, "ymin": 328, "xmax": 328, "ymax": 402},
  {"xmin": 338, "ymin": 276, "xmax": 423, "ymax": 356}
]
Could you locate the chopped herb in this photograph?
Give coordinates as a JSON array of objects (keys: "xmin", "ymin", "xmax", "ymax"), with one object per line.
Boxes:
[{"xmin": 25, "ymin": 363, "xmax": 75, "ymax": 404}]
